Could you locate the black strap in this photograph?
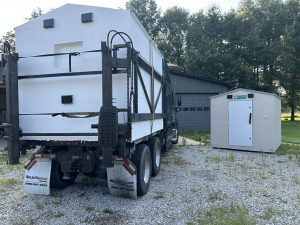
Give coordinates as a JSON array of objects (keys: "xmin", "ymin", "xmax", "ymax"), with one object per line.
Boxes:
[
  {"xmin": 52, "ymin": 112, "xmax": 99, "ymax": 118},
  {"xmin": 19, "ymin": 49, "xmax": 102, "ymax": 59}
]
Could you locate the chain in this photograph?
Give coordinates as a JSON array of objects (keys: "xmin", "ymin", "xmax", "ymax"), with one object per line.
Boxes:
[
  {"xmin": 127, "ymin": 50, "xmax": 131, "ymax": 111},
  {"xmin": 130, "ymin": 50, "xmax": 135, "ymax": 112}
]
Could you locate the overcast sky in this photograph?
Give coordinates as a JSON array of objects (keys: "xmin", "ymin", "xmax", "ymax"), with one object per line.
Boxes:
[{"xmin": 0, "ymin": 0, "xmax": 240, "ymax": 37}]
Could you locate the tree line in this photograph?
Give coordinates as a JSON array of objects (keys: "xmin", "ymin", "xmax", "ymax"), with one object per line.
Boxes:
[
  {"xmin": 1, "ymin": 1, "xmax": 299, "ymax": 119},
  {"xmin": 126, "ymin": 0, "xmax": 300, "ymax": 120}
]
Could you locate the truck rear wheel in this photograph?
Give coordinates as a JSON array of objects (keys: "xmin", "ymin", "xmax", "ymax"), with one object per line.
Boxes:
[
  {"xmin": 131, "ymin": 144, "xmax": 152, "ymax": 196},
  {"xmin": 50, "ymin": 160, "xmax": 76, "ymax": 189},
  {"xmin": 148, "ymin": 137, "xmax": 161, "ymax": 176}
]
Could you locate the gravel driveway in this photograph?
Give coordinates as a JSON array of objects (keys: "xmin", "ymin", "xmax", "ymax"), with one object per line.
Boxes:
[{"xmin": 0, "ymin": 145, "xmax": 299, "ymax": 225}]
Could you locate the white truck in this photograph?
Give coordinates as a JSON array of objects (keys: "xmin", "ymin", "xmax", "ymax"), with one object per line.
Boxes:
[{"xmin": 0, "ymin": 4, "xmax": 178, "ymax": 198}]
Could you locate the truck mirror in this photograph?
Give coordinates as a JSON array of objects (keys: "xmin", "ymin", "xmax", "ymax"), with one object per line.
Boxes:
[{"xmin": 177, "ymin": 96, "xmax": 182, "ymax": 107}]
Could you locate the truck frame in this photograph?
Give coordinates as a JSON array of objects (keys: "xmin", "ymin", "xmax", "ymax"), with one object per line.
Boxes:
[{"xmin": 0, "ymin": 29, "xmax": 178, "ymax": 197}]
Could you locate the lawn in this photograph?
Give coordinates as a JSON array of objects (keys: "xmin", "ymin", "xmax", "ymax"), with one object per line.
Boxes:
[
  {"xmin": 180, "ymin": 132, "xmax": 210, "ymax": 145},
  {"xmin": 281, "ymin": 121, "xmax": 300, "ymax": 144},
  {"xmin": 181, "ymin": 121, "xmax": 300, "ymax": 155}
]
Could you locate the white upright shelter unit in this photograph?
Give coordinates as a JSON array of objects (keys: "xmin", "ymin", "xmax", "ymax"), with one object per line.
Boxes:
[
  {"xmin": 15, "ymin": 4, "xmax": 165, "ymax": 143},
  {"xmin": 210, "ymin": 89, "xmax": 281, "ymax": 153}
]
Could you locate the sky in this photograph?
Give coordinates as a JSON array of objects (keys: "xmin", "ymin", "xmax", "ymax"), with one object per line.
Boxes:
[{"xmin": 0, "ymin": 0, "xmax": 240, "ymax": 37}]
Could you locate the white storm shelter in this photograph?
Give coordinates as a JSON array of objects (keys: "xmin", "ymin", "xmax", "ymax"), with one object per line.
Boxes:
[
  {"xmin": 15, "ymin": 4, "xmax": 164, "ymax": 142},
  {"xmin": 210, "ymin": 89, "xmax": 281, "ymax": 153}
]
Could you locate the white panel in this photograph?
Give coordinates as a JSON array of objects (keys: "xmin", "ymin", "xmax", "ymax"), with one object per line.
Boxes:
[
  {"xmin": 19, "ymin": 74, "xmax": 127, "ymax": 114},
  {"xmin": 54, "ymin": 41, "xmax": 83, "ymax": 68},
  {"xmin": 131, "ymin": 121, "xmax": 150, "ymax": 141},
  {"xmin": 137, "ymin": 68, "xmax": 151, "ymax": 113},
  {"xmin": 20, "ymin": 136, "xmax": 97, "ymax": 141},
  {"xmin": 19, "ymin": 75, "xmax": 101, "ymax": 114},
  {"xmin": 153, "ymin": 78, "xmax": 162, "ymax": 113},
  {"xmin": 20, "ymin": 115, "xmax": 98, "ymax": 133},
  {"xmin": 129, "ymin": 16, "xmax": 150, "ymax": 63},
  {"xmin": 152, "ymin": 47, "xmax": 163, "ymax": 75},
  {"xmin": 229, "ymin": 100, "xmax": 253, "ymax": 147},
  {"xmin": 152, "ymin": 119, "xmax": 164, "ymax": 134},
  {"xmin": 131, "ymin": 119, "xmax": 163, "ymax": 141}
]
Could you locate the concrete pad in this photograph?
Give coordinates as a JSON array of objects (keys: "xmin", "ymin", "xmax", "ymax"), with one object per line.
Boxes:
[{"xmin": 176, "ymin": 136, "xmax": 200, "ymax": 146}]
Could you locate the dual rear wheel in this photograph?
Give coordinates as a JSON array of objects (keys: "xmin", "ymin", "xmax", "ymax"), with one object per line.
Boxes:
[
  {"xmin": 131, "ymin": 137, "xmax": 162, "ymax": 196},
  {"xmin": 50, "ymin": 137, "xmax": 162, "ymax": 196}
]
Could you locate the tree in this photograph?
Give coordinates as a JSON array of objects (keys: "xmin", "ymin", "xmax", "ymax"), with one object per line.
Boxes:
[
  {"xmin": 279, "ymin": 0, "xmax": 300, "ymax": 120},
  {"xmin": 0, "ymin": 31, "xmax": 15, "ymax": 53},
  {"xmin": 25, "ymin": 7, "xmax": 42, "ymax": 21},
  {"xmin": 126, "ymin": 0, "xmax": 161, "ymax": 40},
  {"xmin": 185, "ymin": 6, "xmax": 227, "ymax": 81},
  {"xmin": 157, "ymin": 6, "xmax": 189, "ymax": 68},
  {"xmin": 0, "ymin": 8, "xmax": 43, "ymax": 53}
]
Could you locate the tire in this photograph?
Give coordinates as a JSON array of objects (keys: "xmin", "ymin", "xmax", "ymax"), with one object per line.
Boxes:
[
  {"xmin": 50, "ymin": 160, "xmax": 76, "ymax": 189},
  {"xmin": 131, "ymin": 144, "xmax": 152, "ymax": 196},
  {"xmin": 148, "ymin": 137, "xmax": 161, "ymax": 176}
]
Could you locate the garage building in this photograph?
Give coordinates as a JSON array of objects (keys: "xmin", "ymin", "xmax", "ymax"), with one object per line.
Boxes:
[{"xmin": 170, "ymin": 70, "xmax": 229, "ymax": 132}]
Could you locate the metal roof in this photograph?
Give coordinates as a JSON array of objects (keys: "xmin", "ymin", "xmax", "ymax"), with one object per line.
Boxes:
[
  {"xmin": 210, "ymin": 88, "xmax": 281, "ymax": 100},
  {"xmin": 170, "ymin": 69, "xmax": 231, "ymax": 87}
]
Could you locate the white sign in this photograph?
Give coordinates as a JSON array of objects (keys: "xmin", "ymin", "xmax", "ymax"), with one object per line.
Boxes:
[
  {"xmin": 107, "ymin": 160, "xmax": 137, "ymax": 199},
  {"xmin": 23, "ymin": 158, "xmax": 52, "ymax": 195}
]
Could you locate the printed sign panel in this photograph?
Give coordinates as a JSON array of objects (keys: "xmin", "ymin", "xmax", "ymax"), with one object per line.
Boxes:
[
  {"xmin": 23, "ymin": 158, "xmax": 52, "ymax": 195},
  {"xmin": 107, "ymin": 160, "xmax": 137, "ymax": 199}
]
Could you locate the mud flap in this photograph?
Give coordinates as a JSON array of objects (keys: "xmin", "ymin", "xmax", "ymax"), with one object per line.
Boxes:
[
  {"xmin": 106, "ymin": 159, "xmax": 137, "ymax": 199},
  {"xmin": 23, "ymin": 157, "xmax": 52, "ymax": 195}
]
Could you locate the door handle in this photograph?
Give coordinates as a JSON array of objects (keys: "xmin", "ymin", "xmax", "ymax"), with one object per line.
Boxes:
[{"xmin": 249, "ymin": 113, "xmax": 252, "ymax": 124}]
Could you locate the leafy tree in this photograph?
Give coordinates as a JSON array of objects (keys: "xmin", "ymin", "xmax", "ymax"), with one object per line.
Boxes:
[
  {"xmin": 25, "ymin": 7, "xmax": 42, "ymax": 21},
  {"xmin": 158, "ymin": 6, "xmax": 189, "ymax": 68},
  {"xmin": 0, "ymin": 31, "xmax": 15, "ymax": 53},
  {"xmin": 126, "ymin": 0, "xmax": 161, "ymax": 40},
  {"xmin": 279, "ymin": 0, "xmax": 300, "ymax": 120},
  {"xmin": 185, "ymin": 6, "xmax": 227, "ymax": 81}
]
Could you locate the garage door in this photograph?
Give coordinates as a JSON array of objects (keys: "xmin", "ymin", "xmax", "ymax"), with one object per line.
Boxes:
[{"xmin": 176, "ymin": 93, "xmax": 213, "ymax": 131}]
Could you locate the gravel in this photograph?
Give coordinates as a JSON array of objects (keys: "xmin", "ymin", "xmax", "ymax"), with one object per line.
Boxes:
[{"xmin": 0, "ymin": 145, "xmax": 300, "ymax": 225}]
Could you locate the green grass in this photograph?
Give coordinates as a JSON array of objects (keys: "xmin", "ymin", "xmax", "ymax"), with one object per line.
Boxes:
[
  {"xmin": 292, "ymin": 175, "xmax": 300, "ymax": 185},
  {"xmin": 0, "ymin": 155, "xmax": 8, "ymax": 164},
  {"xmin": 226, "ymin": 153, "xmax": 236, "ymax": 163},
  {"xmin": 35, "ymin": 202, "xmax": 44, "ymax": 210},
  {"xmin": 180, "ymin": 132, "xmax": 210, "ymax": 145},
  {"xmin": 282, "ymin": 121, "xmax": 300, "ymax": 144},
  {"xmin": 258, "ymin": 207, "xmax": 282, "ymax": 221},
  {"xmin": 276, "ymin": 144, "xmax": 300, "ymax": 155},
  {"xmin": 154, "ymin": 191, "xmax": 165, "ymax": 200},
  {"xmin": 205, "ymin": 155, "xmax": 222, "ymax": 163},
  {"xmin": 102, "ymin": 208, "xmax": 114, "ymax": 214},
  {"xmin": 208, "ymin": 191, "xmax": 226, "ymax": 201},
  {"xmin": 84, "ymin": 206, "xmax": 95, "ymax": 212},
  {"xmin": 197, "ymin": 204, "xmax": 256, "ymax": 225},
  {"xmin": 0, "ymin": 178, "xmax": 18, "ymax": 188},
  {"xmin": 173, "ymin": 156, "xmax": 189, "ymax": 166}
]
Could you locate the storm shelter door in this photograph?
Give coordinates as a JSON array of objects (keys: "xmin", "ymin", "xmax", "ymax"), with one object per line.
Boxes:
[{"xmin": 229, "ymin": 100, "xmax": 253, "ymax": 147}]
